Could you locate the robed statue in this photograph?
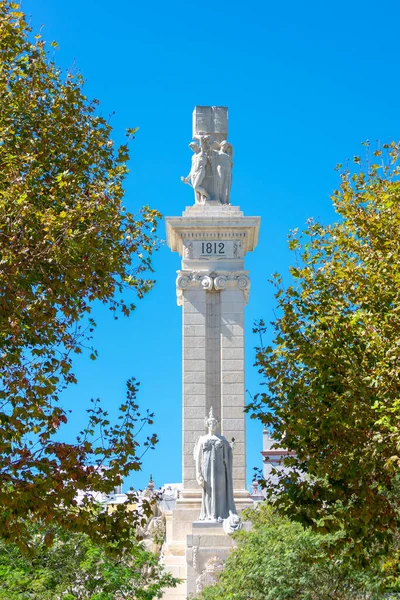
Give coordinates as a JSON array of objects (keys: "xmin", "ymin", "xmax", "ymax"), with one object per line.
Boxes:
[
  {"xmin": 194, "ymin": 407, "xmax": 237, "ymax": 521},
  {"xmin": 181, "ymin": 138, "xmax": 211, "ymax": 204},
  {"xmin": 214, "ymin": 140, "xmax": 233, "ymax": 205},
  {"xmin": 182, "ymin": 138, "xmax": 233, "ymax": 205}
]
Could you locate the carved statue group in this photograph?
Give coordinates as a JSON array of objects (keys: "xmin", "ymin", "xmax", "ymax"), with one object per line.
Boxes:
[{"xmin": 181, "ymin": 136, "xmax": 233, "ymax": 205}]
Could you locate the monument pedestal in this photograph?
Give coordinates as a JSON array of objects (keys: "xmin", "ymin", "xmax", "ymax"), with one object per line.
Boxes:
[
  {"xmin": 162, "ymin": 515, "xmax": 242, "ymax": 599},
  {"xmin": 186, "ymin": 522, "xmax": 235, "ymax": 597},
  {"xmin": 162, "ymin": 508, "xmax": 199, "ymax": 600}
]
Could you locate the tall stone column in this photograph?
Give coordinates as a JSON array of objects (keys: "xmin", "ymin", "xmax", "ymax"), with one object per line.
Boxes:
[
  {"xmin": 162, "ymin": 107, "xmax": 260, "ymax": 599},
  {"xmin": 167, "ymin": 203, "xmax": 259, "ymax": 507},
  {"xmin": 220, "ymin": 284, "xmax": 247, "ymax": 491},
  {"xmin": 181, "ymin": 285, "xmax": 207, "ymax": 492}
]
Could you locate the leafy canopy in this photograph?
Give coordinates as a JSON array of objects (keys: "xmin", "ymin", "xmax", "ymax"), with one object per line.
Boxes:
[
  {"xmin": 0, "ymin": 520, "xmax": 179, "ymax": 600},
  {"xmin": 194, "ymin": 504, "xmax": 397, "ymax": 600},
  {"xmin": 249, "ymin": 142, "xmax": 400, "ymax": 553},
  {"xmin": 0, "ymin": 1, "xmax": 160, "ymax": 549}
]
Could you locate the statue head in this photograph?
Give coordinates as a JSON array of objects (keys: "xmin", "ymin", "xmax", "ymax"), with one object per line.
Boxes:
[
  {"xmin": 200, "ymin": 135, "xmax": 210, "ymax": 150},
  {"xmin": 189, "ymin": 142, "xmax": 200, "ymax": 153},
  {"xmin": 220, "ymin": 140, "xmax": 233, "ymax": 155},
  {"xmin": 204, "ymin": 406, "xmax": 219, "ymax": 433}
]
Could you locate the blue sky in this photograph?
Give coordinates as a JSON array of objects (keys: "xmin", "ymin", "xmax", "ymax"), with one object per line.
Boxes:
[{"xmin": 22, "ymin": 0, "xmax": 400, "ymax": 491}]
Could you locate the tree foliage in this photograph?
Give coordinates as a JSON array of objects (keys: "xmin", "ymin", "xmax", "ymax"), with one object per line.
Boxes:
[
  {"xmin": 194, "ymin": 505, "xmax": 397, "ymax": 600},
  {"xmin": 0, "ymin": 520, "xmax": 178, "ymax": 599},
  {"xmin": 249, "ymin": 142, "xmax": 400, "ymax": 553},
  {"xmin": 0, "ymin": 1, "xmax": 160, "ymax": 548}
]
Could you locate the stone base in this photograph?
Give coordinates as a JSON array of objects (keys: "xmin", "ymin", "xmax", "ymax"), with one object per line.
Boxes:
[
  {"xmin": 162, "ymin": 517, "xmax": 235, "ymax": 599},
  {"xmin": 186, "ymin": 521, "xmax": 235, "ymax": 597},
  {"xmin": 161, "ymin": 506, "xmax": 198, "ymax": 600},
  {"xmin": 161, "ymin": 491, "xmax": 252, "ymax": 599}
]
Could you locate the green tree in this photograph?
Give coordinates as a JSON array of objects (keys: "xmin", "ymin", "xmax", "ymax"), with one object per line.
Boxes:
[
  {"xmin": 0, "ymin": 1, "xmax": 160, "ymax": 549},
  {"xmin": 194, "ymin": 505, "xmax": 396, "ymax": 600},
  {"xmin": 0, "ymin": 521, "xmax": 179, "ymax": 599},
  {"xmin": 249, "ymin": 142, "xmax": 400, "ymax": 553}
]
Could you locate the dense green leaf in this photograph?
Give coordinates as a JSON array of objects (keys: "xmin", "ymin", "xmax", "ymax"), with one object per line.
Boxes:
[
  {"xmin": 194, "ymin": 505, "xmax": 398, "ymax": 600},
  {"xmin": 0, "ymin": 1, "xmax": 161, "ymax": 549},
  {"xmin": 249, "ymin": 141, "xmax": 400, "ymax": 556}
]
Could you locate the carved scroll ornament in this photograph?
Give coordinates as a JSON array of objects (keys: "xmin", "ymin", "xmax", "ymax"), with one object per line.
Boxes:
[{"xmin": 175, "ymin": 270, "xmax": 250, "ymax": 306}]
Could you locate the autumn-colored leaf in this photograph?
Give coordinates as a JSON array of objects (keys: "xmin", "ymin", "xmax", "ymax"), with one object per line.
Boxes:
[{"xmin": 0, "ymin": 0, "xmax": 161, "ymax": 551}]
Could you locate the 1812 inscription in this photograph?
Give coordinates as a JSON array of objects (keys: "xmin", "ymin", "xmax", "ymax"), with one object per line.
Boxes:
[
  {"xmin": 183, "ymin": 240, "xmax": 242, "ymax": 260},
  {"xmin": 201, "ymin": 242, "xmax": 225, "ymax": 255}
]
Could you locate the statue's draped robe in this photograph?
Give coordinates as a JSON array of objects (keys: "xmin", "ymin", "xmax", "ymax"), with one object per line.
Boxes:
[{"xmin": 194, "ymin": 434, "xmax": 236, "ymax": 521}]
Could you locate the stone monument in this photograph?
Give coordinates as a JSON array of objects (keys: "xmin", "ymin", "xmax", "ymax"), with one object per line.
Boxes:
[{"xmin": 162, "ymin": 106, "xmax": 260, "ymax": 598}]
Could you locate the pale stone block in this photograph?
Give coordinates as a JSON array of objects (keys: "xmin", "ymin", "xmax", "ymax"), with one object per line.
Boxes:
[
  {"xmin": 183, "ymin": 359, "xmax": 206, "ymax": 372},
  {"xmin": 197, "ymin": 535, "xmax": 235, "ymax": 548},
  {"xmin": 182, "ymin": 325, "xmax": 197, "ymax": 337},
  {"xmin": 161, "ymin": 580, "xmax": 187, "ymax": 600},
  {"xmin": 184, "ymin": 418, "xmax": 206, "ymax": 431},
  {"xmin": 222, "ymin": 430, "xmax": 245, "ymax": 443},
  {"xmin": 184, "ymin": 289, "xmax": 207, "ymax": 302},
  {"xmin": 234, "ymin": 480, "xmax": 246, "ymax": 491},
  {"xmin": 222, "ymin": 394, "xmax": 245, "ymax": 406},
  {"xmin": 184, "ymin": 347, "xmax": 206, "ymax": 360},
  {"xmin": 232, "ymin": 453, "xmax": 246, "ymax": 467},
  {"xmin": 172, "ymin": 507, "xmax": 200, "ymax": 525},
  {"xmin": 183, "ymin": 466, "xmax": 196, "ymax": 480},
  {"xmin": 221, "ymin": 314, "xmax": 244, "ymax": 326},
  {"xmin": 221, "ymin": 347, "xmax": 244, "ymax": 360},
  {"xmin": 183, "ymin": 337, "xmax": 205, "ymax": 348},
  {"xmin": 183, "ymin": 325, "xmax": 208, "ymax": 337},
  {"xmin": 221, "ymin": 372, "xmax": 244, "ymax": 384},
  {"xmin": 221, "ymin": 359, "xmax": 244, "ymax": 371},
  {"xmin": 163, "ymin": 565, "xmax": 181, "ymax": 578},
  {"xmin": 183, "ymin": 442, "xmax": 197, "ymax": 455},
  {"xmin": 220, "ymin": 326, "xmax": 244, "ymax": 340},
  {"xmin": 184, "ymin": 300, "xmax": 206, "ymax": 314},
  {"xmin": 183, "ymin": 303, "xmax": 197, "ymax": 315},
  {"xmin": 221, "ymin": 289, "xmax": 243, "ymax": 301},
  {"xmin": 221, "ymin": 389, "xmax": 245, "ymax": 402},
  {"xmin": 184, "ymin": 395, "xmax": 207, "ymax": 407},
  {"xmin": 193, "ymin": 325, "xmax": 207, "ymax": 336},
  {"xmin": 220, "ymin": 299, "xmax": 244, "ymax": 309},
  {"xmin": 183, "ymin": 384, "xmax": 206, "ymax": 395},
  {"xmin": 170, "ymin": 507, "xmax": 199, "ymax": 541},
  {"xmin": 221, "ymin": 306, "xmax": 244, "ymax": 315},
  {"xmin": 184, "ymin": 405, "xmax": 208, "ymax": 419},
  {"xmin": 232, "ymin": 466, "xmax": 246, "ymax": 480},
  {"xmin": 232, "ymin": 442, "xmax": 245, "ymax": 456},
  {"xmin": 183, "ymin": 453, "xmax": 195, "ymax": 467},
  {"xmin": 183, "ymin": 371, "xmax": 206, "ymax": 383},
  {"xmin": 184, "ymin": 430, "xmax": 206, "ymax": 443},
  {"xmin": 184, "ymin": 477, "xmax": 198, "ymax": 489},
  {"xmin": 221, "ymin": 406, "xmax": 244, "ymax": 419},
  {"xmin": 184, "ymin": 313, "xmax": 206, "ymax": 326},
  {"xmin": 221, "ymin": 321, "xmax": 244, "ymax": 333},
  {"xmin": 221, "ymin": 418, "xmax": 243, "ymax": 431},
  {"xmin": 220, "ymin": 335, "xmax": 244, "ymax": 348}
]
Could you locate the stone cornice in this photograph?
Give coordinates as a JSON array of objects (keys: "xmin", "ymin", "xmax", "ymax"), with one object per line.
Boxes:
[
  {"xmin": 166, "ymin": 204, "xmax": 260, "ymax": 257},
  {"xmin": 175, "ymin": 269, "xmax": 251, "ymax": 306}
]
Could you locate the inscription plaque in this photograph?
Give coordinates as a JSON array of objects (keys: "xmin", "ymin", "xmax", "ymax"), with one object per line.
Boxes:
[{"xmin": 183, "ymin": 240, "xmax": 243, "ymax": 259}]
